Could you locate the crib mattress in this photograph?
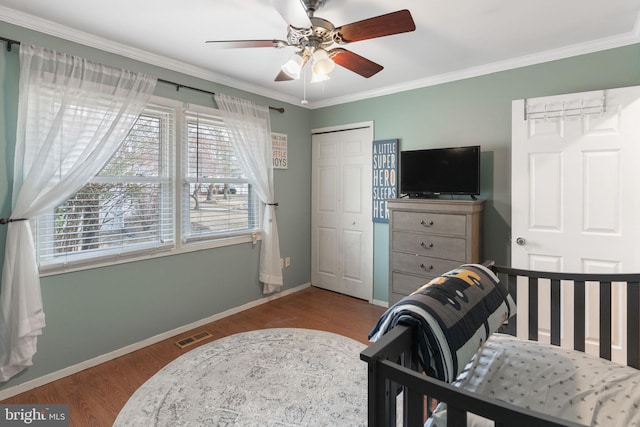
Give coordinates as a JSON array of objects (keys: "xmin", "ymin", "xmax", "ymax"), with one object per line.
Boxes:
[{"xmin": 428, "ymin": 333, "xmax": 640, "ymax": 426}]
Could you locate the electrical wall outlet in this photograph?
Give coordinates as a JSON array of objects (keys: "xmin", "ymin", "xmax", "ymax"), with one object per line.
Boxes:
[{"xmin": 285, "ymin": 257, "xmax": 291, "ymax": 268}]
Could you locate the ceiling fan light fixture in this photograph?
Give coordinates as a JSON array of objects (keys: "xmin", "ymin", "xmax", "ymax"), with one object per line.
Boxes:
[
  {"xmin": 311, "ymin": 71, "xmax": 330, "ymax": 83},
  {"xmin": 312, "ymin": 49, "xmax": 335, "ymax": 75},
  {"xmin": 281, "ymin": 52, "xmax": 304, "ymax": 79}
]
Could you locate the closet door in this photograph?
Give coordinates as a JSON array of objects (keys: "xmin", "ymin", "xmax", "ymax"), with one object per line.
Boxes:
[
  {"xmin": 311, "ymin": 123, "xmax": 373, "ymax": 301},
  {"xmin": 511, "ymin": 86, "xmax": 640, "ymax": 363}
]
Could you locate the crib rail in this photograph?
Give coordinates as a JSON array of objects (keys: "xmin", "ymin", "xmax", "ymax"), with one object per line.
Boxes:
[
  {"xmin": 361, "ymin": 265, "xmax": 640, "ymax": 427},
  {"xmin": 492, "ymin": 266, "xmax": 640, "ymax": 368},
  {"xmin": 360, "ymin": 324, "xmax": 584, "ymax": 427}
]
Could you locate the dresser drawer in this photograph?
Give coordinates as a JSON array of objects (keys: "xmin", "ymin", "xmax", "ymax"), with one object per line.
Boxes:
[
  {"xmin": 392, "ymin": 211, "xmax": 466, "ymax": 236},
  {"xmin": 392, "ymin": 232, "xmax": 466, "ymax": 260},
  {"xmin": 390, "ymin": 292, "xmax": 408, "ymax": 305},
  {"xmin": 387, "ymin": 199, "xmax": 484, "ymax": 305},
  {"xmin": 391, "ymin": 252, "xmax": 462, "ymax": 278},
  {"xmin": 391, "ymin": 271, "xmax": 434, "ymax": 296}
]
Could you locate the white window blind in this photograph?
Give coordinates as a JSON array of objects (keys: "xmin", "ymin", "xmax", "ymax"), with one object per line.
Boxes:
[
  {"xmin": 37, "ymin": 104, "xmax": 175, "ymax": 271},
  {"xmin": 182, "ymin": 110, "xmax": 259, "ymax": 243}
]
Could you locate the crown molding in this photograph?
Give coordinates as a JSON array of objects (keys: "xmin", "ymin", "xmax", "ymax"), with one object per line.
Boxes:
[
  {"xmin": 309, "ymin": 29, "xmax": 640, "ymax": 109},
  {"xmin": 0, "ymin": 6, "xmax": 302, "ymax": 107},
  {"xmin": 2, "ymin": 5, "xmax": 639, "ymax": 111}
]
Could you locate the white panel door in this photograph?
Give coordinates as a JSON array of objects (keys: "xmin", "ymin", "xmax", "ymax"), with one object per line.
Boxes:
[
  {"xmin": 512, "ymin": 86, "xmax": 640, "ymax": 363},
  {"xmin": 311, "ymin": 124, "xmax": 373, "ymax": 301}
]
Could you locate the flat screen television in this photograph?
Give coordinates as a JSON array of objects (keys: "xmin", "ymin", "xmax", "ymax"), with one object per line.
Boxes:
[{"xmin": 400, "ymin": 145, "xmax": 481, "ymax": 197}]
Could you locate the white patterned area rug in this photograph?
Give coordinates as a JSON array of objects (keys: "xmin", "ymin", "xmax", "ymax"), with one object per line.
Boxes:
[{"xmin": 114, "ymin": 328, "xmax": 368, "ymax": 427}]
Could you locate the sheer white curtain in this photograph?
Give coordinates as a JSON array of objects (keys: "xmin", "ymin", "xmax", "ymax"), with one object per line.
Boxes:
[
  {"xmin": 214, "ymin": 94, "xmax": 283, "ymax": 294},
  {"xmin": 0, "ymin": 44, "xmax": 156, "ymax": 381}
]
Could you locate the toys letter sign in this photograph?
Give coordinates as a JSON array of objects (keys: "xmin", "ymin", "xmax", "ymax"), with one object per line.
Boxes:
[
  {"xmin": 272, "ymin": 133, "xmax": 287, "ymax": 169},
  {"xmin": 372, "ymin": 139, "xmax": 398, "ymax": 223}
]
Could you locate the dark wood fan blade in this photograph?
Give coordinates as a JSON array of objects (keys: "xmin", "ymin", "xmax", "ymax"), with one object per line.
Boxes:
[
  {"xmin": 275, "ymin": 70, "xmax": 295, "ymax": 81},
  {"xmin": 205, "ymin": 40, "xmax": 288, "ymax": 49},
  {"xmin": 272, "ymin": 0, "xmax": 312, "ymax": 28},
  {"xmin": 336, "ymin": 10, "xmax": 416, "ymax": 43},
  {"xmin": 329, "ymin": 49, "xmax": 383, "ymax": 78}
]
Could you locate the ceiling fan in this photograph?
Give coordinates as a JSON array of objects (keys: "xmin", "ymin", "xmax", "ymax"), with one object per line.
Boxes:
[{"xmin": 205, "ymin": 0, "xmax": 416, "ymax": 82}]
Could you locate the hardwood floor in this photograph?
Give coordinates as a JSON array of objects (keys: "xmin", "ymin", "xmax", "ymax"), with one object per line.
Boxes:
[{"xmin": 1, "ymin": 287, "xmax": 386, "ymax": 426}]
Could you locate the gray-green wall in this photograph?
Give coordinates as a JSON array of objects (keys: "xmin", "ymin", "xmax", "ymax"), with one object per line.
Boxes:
[
  {"xmin": 312, "ymin": 44, "xmax": 640, "ymax": 303},
  {"xmin": 0, "ymin": 23, "xmax": 312, "ymax": 390},
  {"xmin": 1, "ymin": 20, "xmax": 639, "ymax": 391}
]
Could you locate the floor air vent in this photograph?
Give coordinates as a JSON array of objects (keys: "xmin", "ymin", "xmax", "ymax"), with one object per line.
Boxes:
[{"xmin": 175, "ymin": 331, "xmax": 213, "ymax": 349}]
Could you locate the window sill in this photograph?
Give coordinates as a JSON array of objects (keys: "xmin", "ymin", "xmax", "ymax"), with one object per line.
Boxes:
[{"xmin": 39, "ymin": 232, "xmax": 262, "ymax": 277}]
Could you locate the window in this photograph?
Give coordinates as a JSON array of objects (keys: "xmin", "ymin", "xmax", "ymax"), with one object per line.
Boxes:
[
  {"xmin": 37, "ymin": 99, "xmax": 260, "ymax": 273},
  {"xmin": 37, "ymin": 103, "xmax": 175, "ymax": 271},
  {"xmin": 182, "ymin": 109, "xmax": 259, "ymax": 243}
]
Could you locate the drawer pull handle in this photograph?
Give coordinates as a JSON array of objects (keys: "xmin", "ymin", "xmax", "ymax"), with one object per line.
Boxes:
[
  {"xmin": 420, "ymin": 242, "xmax": 434, "ymax": 248},
  {"xmin": 420, "ymin": 263, "xmax": 434, "ymax": 271},
  {"xmin": 420, "ymin": 220, "xmax": 434, "ymax": 226}
]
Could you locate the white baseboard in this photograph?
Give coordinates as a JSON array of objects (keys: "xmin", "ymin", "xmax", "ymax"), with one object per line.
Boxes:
[
  {"xmin": 0, "ymin": 282, "xmax": 311, "ymax": 401},
  {"xmin": 371, "ymin": 299, "xmax": 389, "ymax": 308}
]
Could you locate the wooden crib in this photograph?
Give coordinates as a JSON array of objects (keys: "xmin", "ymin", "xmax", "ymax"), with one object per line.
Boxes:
[{"xmin": 360, "ymin": 265, "xmax": 640, "ymax": 427}]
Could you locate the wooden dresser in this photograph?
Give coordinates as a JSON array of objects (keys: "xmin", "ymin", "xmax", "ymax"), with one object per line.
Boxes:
[{"xmin": 387, "ymin": 198, "xmax": 485, "ymax": 304}]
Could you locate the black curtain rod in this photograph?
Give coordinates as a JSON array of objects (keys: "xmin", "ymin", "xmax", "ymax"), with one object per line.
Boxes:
[
  {"xmin": 1, "ymin": 35, "xmax": 19, "ymax": 50},
  {"xmin": 157, "ymin": 79, "xmax": 285, "ymax": 113},
  {"xmin": 0, "ymin": 36, "xmax": 285, "ymax": 114}
]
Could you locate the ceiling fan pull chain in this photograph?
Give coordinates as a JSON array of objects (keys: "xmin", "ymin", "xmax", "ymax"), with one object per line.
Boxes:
[{"xmin": 301, "ymin": 66, "xmax": 308, "ymax": 105}]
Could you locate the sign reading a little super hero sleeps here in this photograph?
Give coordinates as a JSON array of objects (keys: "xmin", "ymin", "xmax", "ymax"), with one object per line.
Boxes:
[{"xmin": 372, "ymin": 139, "xmax": 398, "ymax": 223}]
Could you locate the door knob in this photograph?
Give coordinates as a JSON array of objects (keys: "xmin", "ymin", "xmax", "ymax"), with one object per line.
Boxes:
[{"xmin": 515, "ymin": 237, "xmax": 526, "ymax": 246}]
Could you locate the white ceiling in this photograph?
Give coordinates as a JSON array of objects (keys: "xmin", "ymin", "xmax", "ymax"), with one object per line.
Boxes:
[{"xmin": 1, "ymin": 0, "xmax": 639, "ymax": 108}]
